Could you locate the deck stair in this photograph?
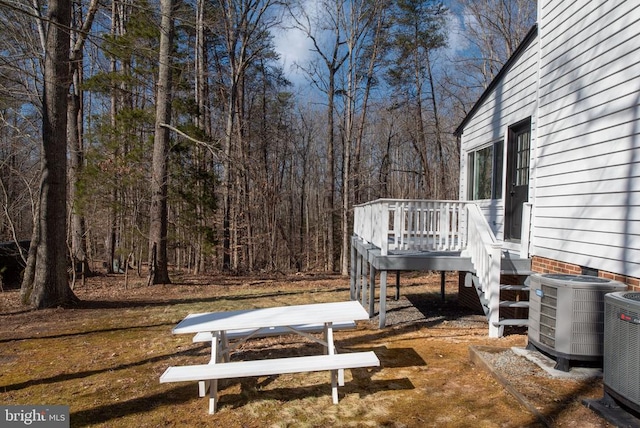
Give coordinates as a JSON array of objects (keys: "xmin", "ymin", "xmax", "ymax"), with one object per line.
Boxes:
[{"xmin": 469, "ymin": 252, "xmax": 532, "ymax": 335}]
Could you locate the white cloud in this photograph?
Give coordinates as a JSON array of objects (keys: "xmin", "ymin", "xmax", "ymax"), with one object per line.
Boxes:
[
  {"xmin": 272, "ymin": 0, "xmax": 323, "ymax": 86},
  {"xmin": 444, "ymin": 7, "xmax": 471, "ymax": 56},
  {"xmin": 273, "ymin": 26, "xmax": 314, "ymax": 82}
]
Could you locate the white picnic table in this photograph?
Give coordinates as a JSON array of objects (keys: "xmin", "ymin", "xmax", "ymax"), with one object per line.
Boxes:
[{"xmin": 161, "ymin": 300, "xmax": 379, "ymax": 414}]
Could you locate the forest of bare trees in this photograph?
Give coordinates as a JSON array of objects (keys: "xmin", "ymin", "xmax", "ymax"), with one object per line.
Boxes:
[{"xmin": 0, "ymin": 0, "xmax": 536, "ymax": 306}]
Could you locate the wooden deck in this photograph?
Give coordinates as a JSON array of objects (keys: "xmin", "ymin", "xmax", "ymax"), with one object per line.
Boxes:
[{"xmin": 351, "ymin": 199, "xmax": 532, "ymax": 336}]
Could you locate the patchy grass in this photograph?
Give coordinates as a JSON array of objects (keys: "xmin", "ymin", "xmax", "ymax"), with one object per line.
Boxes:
[{"xmin": 0, "ymin": 272, "xmax": 608, "ymax": 427}]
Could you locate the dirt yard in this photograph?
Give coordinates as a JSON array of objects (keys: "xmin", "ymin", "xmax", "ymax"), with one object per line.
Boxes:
[{"xmin": 0, "ymin": 272, "xmax": 612, "ymax": 427}]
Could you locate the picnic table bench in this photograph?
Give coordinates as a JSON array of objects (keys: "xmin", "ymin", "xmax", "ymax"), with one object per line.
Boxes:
[{"xmin": 160, "ymin": 301, "xmax": 379, "ymax": 414}]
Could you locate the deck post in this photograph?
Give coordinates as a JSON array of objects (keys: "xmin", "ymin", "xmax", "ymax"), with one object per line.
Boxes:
[
  {"xmin": 361, "ymin": 257, "xmax": 368, "ymax": 307},
  {"xmin": 440, "ymin": 271, "xmax": 446, "ymax": 301},
  {"xmin": 350, "ymin": 240, "xmax": 357, "ymax": 300},
  {"xmin": 361, "ymin": 253, "xmax": 368, "ymax": 305},
  {"xmin": 369, "ymin": 264, "xmax": 376, "ymax": 317},
  {"xmin": 395, "ymin": 271, "xmax": 400, "ymax": 300},
  {"xmin": 355, "ymin": 250, "xmax": 362, "ymax": 301},
  {"xmin": 379, "ymin": 270, "xmax": 387, "ymax": 328}
]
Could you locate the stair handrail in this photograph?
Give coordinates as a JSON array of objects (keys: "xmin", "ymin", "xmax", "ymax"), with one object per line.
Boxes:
[{"xmin": 466, "ymin": 203, "xmax": 503, "ymax": 337}]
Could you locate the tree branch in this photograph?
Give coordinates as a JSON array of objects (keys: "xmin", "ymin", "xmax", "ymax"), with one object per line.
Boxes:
[{"xmin": 159, "ymin": 123, "xmax": 222, "ymax": 159}]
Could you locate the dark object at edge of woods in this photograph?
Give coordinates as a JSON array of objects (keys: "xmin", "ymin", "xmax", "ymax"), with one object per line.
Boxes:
[{"xmin": 0, "ymin": 240, "xmax": 30, "ymax": 289}]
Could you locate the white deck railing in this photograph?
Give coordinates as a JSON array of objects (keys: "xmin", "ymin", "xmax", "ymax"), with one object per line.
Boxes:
[
  {"xmin": 353, "ymin": 198, "xmax": 503, "ymax": 337},
  {"xmin": 353, "ymin": 199, "xmax": 470, "ymax": 256}
]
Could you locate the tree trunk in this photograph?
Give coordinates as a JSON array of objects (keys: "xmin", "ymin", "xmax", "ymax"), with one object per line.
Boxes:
[
  {"xmin": 340, "ymin": 60, "xmax": 354, "ymax": 276},
  {"xmin": 68, "ymin": 0, "xmax": 99, "ymax": 278},
  {"xmin": 21, "ymin": 0, "xmax": 77, "ymax": 308},
  {"xmin": 194, "ymin": 0, "xmax": 208, "ymax": 274},
  {"xmin": 148, "ymin": 0, "xmax": 174, "ymax": 284},
  {"xmin": 326, "ymin": 67, "xmax": 336, "ymax": 272},
  {"xmin": 106, "ymin": 0, "xmax": 119, "ymax": 274},
  {"xmin": 222, "ymin": 90, "xmax": 234, "ymax": 271},
  {"xmin": 353, "ymin": 3, "xmax": 386, "ymax": 204},
  {"xmin": 413, "ymin": 67, "xmax": 431, "ymax": 197},
  {"xmin": 68, "ymin": 84, "xmax": 90, "ymax": 278},
  {"xmin": 425, "ymin": 51, "xmax": 446, "ymax": 198}
]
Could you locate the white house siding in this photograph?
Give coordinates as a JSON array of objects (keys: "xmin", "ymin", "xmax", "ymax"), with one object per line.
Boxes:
[
  {"xmin": 534, "ymin": 0, "xmax": 640, "ymax": 277},
  {"xmin": 459, "ymin": 33, "xmax": 539, "ymax": 240}
]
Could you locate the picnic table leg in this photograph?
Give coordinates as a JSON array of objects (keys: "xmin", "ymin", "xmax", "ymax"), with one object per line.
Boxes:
[
  {"xmin": 324, "ymin": 323, "xmax": 341, "ymax": 403},
  {"xmin": 220, "ymin": 331, "xmax": 230, "ymax": 362},
  {"xmin": 199, "ymin": 331, "xmax": 221, "ymax": 397},
  {"xmin": 207, "ymin": 332, "xmax": 223, "ymax": 413},
  {"xmin": 208, "ymin": 379, "xmax": 218, "ymax": 414},
  {"xmin": 324, "ymin": 322, "xmax": 344, "ymax": 386},
  {"xmin": 199, "ymin": 380, "xmax": 209, "ymax": 397},
  {"xmin": 331, "ymin": 369, "xmax": 339, "ymax": 404}
]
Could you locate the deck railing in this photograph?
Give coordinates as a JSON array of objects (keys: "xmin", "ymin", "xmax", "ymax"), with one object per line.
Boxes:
[{"xmin": 353, "ymin": 199, "xmax": 470, "ymax": 255}]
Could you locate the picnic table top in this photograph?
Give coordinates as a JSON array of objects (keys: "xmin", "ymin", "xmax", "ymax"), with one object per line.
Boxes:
[{"xmin": 172, "ymin": 300, "xmax": 369, "ymax": 335}]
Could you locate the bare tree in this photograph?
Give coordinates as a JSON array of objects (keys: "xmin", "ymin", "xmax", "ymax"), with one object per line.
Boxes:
[
  {"xmin": 68, "ymin": 0, "xmax": 100, "ymax": 280},
  {"xmin": 352, "ymin": 0, "xmax": 390, "ymax": 205},
  {"xmin": 21, "ymin": 0, "xmax": 77, "ymax": 307},
  {"xmin": 216, "ymin": 0, "xmax": 280, "ymax": 271},
  {"xmin": 424, "ymin": 49, "xmax": 448, "ymax": 198},
  {"xmin": 288, "ymin": 0, "xmax": 351, "ymax": 272},
  {"xmin": 148, "ymin": 0, "xmax": 175, "ymax": 284},
  {"xmin": 0, "ymin": 0, "xmax": 47, "ymax": 251},
  {"xmin": 339, "ymin": 0, "xmax": 389, "ymax": 275},
  {"xmin": 193, "ymin": 0, "xmax": 210, "ymax": 274},
  {"xmin": 452, "ymin": 0, "xmax": 536, "ymax": 92}
]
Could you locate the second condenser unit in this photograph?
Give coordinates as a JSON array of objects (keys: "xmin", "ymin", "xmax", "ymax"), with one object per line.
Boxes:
[
  {"xmin": 603, "ymin": 291, "xmax": 640, "ymax": 414},
  {"xmin": 527, "ymin": 273, "xmax": 627, "ymax": 371}
]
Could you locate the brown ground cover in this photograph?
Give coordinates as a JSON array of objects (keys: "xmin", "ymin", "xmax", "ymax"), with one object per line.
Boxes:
[{"xmin": 0, "ymin": 272, "xmax": 611, "ymax": 427}]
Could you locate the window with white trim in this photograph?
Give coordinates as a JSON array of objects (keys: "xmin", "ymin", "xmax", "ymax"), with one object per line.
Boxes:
[{"xmin": 468, "ymin": 141, "xmax": 503, "ymax": 200}]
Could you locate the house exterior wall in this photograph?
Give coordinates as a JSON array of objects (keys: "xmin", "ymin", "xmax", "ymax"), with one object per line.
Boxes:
[
  {"xmin": 458, "ymin": 33, "xmax": 539, "ymax": 240},
  {"xmin": 534, "ymin": 0, "xmax": 640, "ymax": 279}
]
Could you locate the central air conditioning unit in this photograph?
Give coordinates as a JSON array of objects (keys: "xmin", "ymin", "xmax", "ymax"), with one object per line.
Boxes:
[
  {"xmin": 527, "ymin": 273, "xmax": 626, "ymax": 371},
  {"xmin": 603, "ymin": 291, "xmax": 640, "ymax": 414}
]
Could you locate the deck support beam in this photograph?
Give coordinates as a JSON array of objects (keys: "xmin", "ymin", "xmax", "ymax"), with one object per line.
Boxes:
[
  {"xmin": 369, "ymin": 264, "xmax": 375, "ymax": 317},
  {"xmin": 350, "ymin": 243, "xmax": 357, "ymax": 300},
  {"xmin": 355, "ymin": 249, "xmax": 362, "ymax": 301},
  {"xmin": 359, "ymin": 253, "xmax": 368, "ymax": 308},
  {"xmin": 379, "ymin": 270, "xmax": 387, "ymax": 328},
  {"xmin": 350, "ymin": 234, "xmax": 474, "ymax": 329}
]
